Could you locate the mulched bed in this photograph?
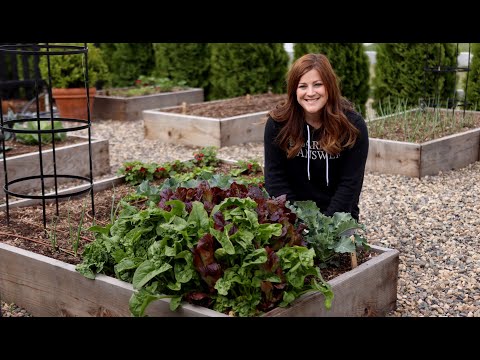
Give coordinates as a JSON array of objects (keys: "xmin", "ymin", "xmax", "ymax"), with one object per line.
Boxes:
[
  {"xmin": 2, "ymin": 136, "xmax": 88, "ymax": 158},
  {"xmin": 161, "ymin": 93, "xmax": 287, "ymax": 117}
]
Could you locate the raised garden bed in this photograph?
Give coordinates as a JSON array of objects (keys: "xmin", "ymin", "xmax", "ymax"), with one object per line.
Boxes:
[
  {"xmin": 366, "ymin": 109, "xmax": 480, "ymax": 178},
  {"xmin": 0, "ymin": 155, "xmax": 399, "ymax": 317},
  {"xmin": 93, "ymin": 88, "xmax": 204, "ymax": 121},
  {"xmin": 0, "ymin": 135, "xmax": 110, "ymax": 200},
  {"xmin": 0, "ymin": 241, "xmax": 398, "ymax": 317},
  {"xmin": 143, "ymin": 93, "xmax": 286, "ymax": 147}
]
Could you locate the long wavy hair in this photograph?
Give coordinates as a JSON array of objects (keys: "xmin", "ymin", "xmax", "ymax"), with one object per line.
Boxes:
[{"xmin": 269, "ymin": 53, "xmax": 360, "ymax": 158}]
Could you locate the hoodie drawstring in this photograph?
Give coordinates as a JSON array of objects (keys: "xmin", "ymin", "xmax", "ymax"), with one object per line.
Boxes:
[
  {"xmin": 307, "ymin": 125, "xmax": 311, "ymax": 181},
  {"xmin": 325, "ymin": 155, "xmax": 329, "ymax": 187},
  {"xmin": 306, "ymin": 123, "xmax": 329, "ymax": 186}
]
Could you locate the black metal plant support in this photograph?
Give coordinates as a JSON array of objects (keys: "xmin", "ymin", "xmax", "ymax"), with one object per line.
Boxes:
[
  {"xmin": 0, "ymin": 43, "xmax": 95, "ymax": 228},
  {"xmin": 422, "ymin": 43, "xmax": 471, "ymax": 116}
]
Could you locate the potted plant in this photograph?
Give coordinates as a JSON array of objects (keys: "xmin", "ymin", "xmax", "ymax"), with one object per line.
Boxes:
[{"xmin": 39, "ymin": 43, "xmax": 110, "ymax": 121}]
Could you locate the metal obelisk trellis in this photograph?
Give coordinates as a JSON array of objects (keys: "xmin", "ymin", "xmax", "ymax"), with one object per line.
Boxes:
[
  {"xmin": 0, "ymin": 43, "xmax": 95, "ymax": 228},
  {"xmin": 422, "ymin": 43, "xmax": 472, "ymax": 115}
]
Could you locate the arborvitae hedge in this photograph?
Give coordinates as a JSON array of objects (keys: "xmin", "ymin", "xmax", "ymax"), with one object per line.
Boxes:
[
  {"xmin": 293, "ymin": 43, "xmax": 370, "ymax": 117},
  {"xmin": 38, "ymin": 43, "xmax": 110, "ymax": 89},
  {"xmin": 466, "ymin": 43, "xmax": 480, "ymax": 109},
  {"xmin": 98, "ymin": 43, "xmax": 155, "ymax": 87},
  {"xmin": 207, "ymin": 43, "xmax": 289, "ymax": 100},
  {"xmin": 372, "ymin": 43, "xmax": 457, "ymax": 114},
  {"xmin": 152, "ymin": 43, "xmax": 211, "ymax": 98}
]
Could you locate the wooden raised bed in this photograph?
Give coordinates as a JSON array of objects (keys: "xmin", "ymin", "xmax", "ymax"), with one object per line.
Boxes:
[
  {"xmin": 0, "ymin": 241, "xmax": 399, "ymax": 317},
  {"xmin": 144, "ymin": 110, "xmax": 268, "ymax": 147},
  {"xmin": 366, "ymin": 110, "xmax": 480, "ymax": 178},
  {"xmin": 0, "ymin": 135, "xmax": 110, "ymax": 200},
  {"xmin": 143, "ymin": 96, "xmax": 275, "ymax": 147},
  {"xmin": 93, "ymin": 88, "xmax": 204, "ymax": 121}
]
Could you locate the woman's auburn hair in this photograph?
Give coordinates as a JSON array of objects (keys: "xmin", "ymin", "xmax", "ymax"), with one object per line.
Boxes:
[{"xmin": 269, "ymin": 53, "xmax": 360, "ymax": 158}]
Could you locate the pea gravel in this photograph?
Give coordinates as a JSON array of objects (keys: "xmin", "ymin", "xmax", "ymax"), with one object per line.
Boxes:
[{"xmin": 2, "ymin": 118, "xmax": 479, "ymax": 317}]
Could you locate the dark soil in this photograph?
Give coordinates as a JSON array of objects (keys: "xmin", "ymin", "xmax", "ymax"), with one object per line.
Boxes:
[
  {"xmin": 2, "ymin": 136, "xmax": 87, "ymax": 158},
  {"xmin": 162, "ymin": 93, "xmax": 287, "ymax": 118}
]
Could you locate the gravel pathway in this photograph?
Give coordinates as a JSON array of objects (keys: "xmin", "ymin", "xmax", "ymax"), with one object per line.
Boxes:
[{"xmin": 2, "ymin": 118, "xmax": 479, "ymax": 317}]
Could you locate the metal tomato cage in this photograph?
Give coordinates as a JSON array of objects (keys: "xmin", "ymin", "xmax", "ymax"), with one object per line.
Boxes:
[{"xmin": 0, "ymin": 43, "xmax": 95, "ymax": 228}]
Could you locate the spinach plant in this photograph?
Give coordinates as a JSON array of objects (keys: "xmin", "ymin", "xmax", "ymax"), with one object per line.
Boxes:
[{"xmin": 76, "ymin": 181, "xmax": 335, "ymax": 317}]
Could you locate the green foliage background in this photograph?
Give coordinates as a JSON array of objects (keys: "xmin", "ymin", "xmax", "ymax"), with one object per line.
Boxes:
[
  {"xmin": 38, "ymin": 43, "xmax": 110, "ymax": 89},
  {"xmin": 98, "ymin": 43, "xmax": 156, "ymax": 87},
  {"xmin": 207, "ymin": 43, "xmax": 289, "ymax": 100},
  {"xmin": 372, "ymin": 43, "xmax": 457, "ymax": 114},
  {"xmin": 153, "ymin": 43, "xmax": 211, "ymax": 98}
]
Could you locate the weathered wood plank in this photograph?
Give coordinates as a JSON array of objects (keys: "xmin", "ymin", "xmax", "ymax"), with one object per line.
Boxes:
[
  {"xmin": 0, "ymin": 136, "xmax": 110, "ymax": 198},
  {"xmin": 420, "ymin": 128, "xmax": 480, "ymax": 177},
  {"xmin": 0, "ymin": 241, "xmax": 397, "ymax": 317},
  {"xmin": 366, "ymin": 138, "xmax": 421, "ymax": 177},
  {"xmin": 94, "ymin": 88, "xmax": 204, "ymax": 121},
  {"xmin": 0, "ymin": 242, "xmax": 225, "ymax": 317},
  {"xmin": 220, "ymin": 112, "xmax": 268, "ymax": 146},
  {"xmin": 144, "ymin": 111, "xmax": 221, "ymax": 147},
  {"xmin": 144, "ymin": 110, "xmax": 269, "ymax": 148},
  {"xmin": 263, "ymin": 245, "xmax": 399, "ymax": 317}
]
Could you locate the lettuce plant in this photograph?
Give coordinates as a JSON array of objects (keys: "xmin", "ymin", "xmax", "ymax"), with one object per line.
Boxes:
[{"xmin": 77, "ymin": 181, "xmax": 342, "ymax": 316}]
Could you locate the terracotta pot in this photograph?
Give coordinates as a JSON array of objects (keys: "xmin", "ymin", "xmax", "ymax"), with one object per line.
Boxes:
[{"xmin": 52, "ymin": 87, "xmax": 96, "ymax": 121}]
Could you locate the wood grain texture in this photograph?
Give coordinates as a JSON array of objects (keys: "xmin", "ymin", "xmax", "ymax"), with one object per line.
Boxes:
[
  {"xmin": 144, "ymin": 110, "xmax": 269, "ymax": 147},
  {"xmin": 0, "ymin": 242, "xmax": 398, "ymax": 317},
  {"xmin": 144, "ymin": 111, "xmax": 221, "ymax": 147},
  {"xmin": 366, "ymin": 138, "xmax": 421, "ymax": 177},
  {"xmin": 219, "ymin": 112, "xmax": 268, "ymax": 146},
  {"xmin": 420, "ymin": 128, "xmax": 480, "ymax": 177},
  {"xmin": 0, "ymin": 242, "xmax": 225, "ymax": 317},
  {"xmin": 0, "ymin": 136, "xmax": 110, "ymax": 199},
  {"xmin": 263, "ymin": 245, "xmax": 399, "ymax": 317},
  {"xmin": 94, "ymin": 88, "xmax": 204, "ymax": 121}
]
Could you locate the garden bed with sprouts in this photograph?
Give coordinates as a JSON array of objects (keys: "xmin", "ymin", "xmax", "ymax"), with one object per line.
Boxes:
[
  {"xmin": 0, "ymin": 147, "xmax": 398, "ymax": 317},
  {"xmin": 366, "ymin": 108, "xmax": 480, "ymax": 178}
]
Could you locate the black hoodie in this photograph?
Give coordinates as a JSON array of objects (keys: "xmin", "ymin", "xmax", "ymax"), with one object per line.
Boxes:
[{"xmin": 263, "ymin": 110, "xmax": 369, "ymax": 220}]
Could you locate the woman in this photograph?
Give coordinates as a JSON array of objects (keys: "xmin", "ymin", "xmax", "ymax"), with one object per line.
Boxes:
[{"xmin": 264, "ymin": 53, "xmax": 369, "ymax": 221}]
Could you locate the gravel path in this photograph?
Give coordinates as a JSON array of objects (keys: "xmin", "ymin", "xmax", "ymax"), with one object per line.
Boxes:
[{"xmin": 2, "ymin": 118, "xmax": 479, "ymax": 317}]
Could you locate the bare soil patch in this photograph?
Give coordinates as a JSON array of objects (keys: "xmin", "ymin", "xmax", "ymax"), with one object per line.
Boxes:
[
  {"xmin": 162, "ymin": 93, "xmax": 287, "ymax": 118},
  {"xmin": 2, "ymin": 136, "xmax": 87, "ymax": 158}
]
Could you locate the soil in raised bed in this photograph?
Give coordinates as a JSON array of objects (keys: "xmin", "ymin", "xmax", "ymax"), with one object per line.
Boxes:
[
  {"xmin": 2, "ymin": 136, "xmax": 88, "ymax": 158},
  {"xmin": 161, "ymin": 93, "xmax": 287, "ymax": 118},
  {"xmin": 368, "ymin": 109, "xmax": 480, "ymax": 142}
]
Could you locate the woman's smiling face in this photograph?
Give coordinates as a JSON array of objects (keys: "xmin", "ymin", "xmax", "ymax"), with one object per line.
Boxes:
[{"xmin": 296, "ymin": 69, "xmax": 328, "ymax": 117}]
